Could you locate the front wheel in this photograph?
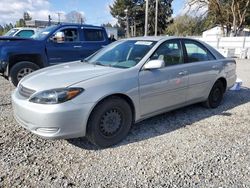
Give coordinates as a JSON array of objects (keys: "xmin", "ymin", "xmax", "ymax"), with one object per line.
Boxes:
[
  {"xmin": 203, "ymin": 80, "xmax": 224, "ymax": 108},
  {"xmin": 87, "ymin": 97, "xmax": 132, "ymax": 148},
  {"xmin": 9, "ymin": 61, "xmax": 40, "ymax": 86}
]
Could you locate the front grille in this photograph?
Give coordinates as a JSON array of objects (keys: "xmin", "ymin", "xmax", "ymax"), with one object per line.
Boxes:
[{"xmin": 18, "ymin": 85, "xmax": 36, "ymax": 98}]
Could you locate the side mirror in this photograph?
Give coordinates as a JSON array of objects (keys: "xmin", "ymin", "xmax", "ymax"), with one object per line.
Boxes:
[
  {"xmin": 51, "ymin": 31, "xmax": 65, "ymax": 43},
  {"xmin": 143, "ymin": 60, "xmax": 165, "ymax": 70}
]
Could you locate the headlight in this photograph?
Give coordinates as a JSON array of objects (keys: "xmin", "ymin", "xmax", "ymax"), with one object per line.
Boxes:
[{"xmin": 29, "ymin": 88, "xmax": 84, "ymax": 104}]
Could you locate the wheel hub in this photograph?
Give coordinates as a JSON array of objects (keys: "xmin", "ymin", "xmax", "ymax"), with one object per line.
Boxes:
[
  {"xmin": 100, "ymin": 109, "xmax": 122, "ymax": 137},
  {"xmin": 212, "ymin": 88, "xmax": 221, "ymax": 102},
  {"xmin": 17, "ymin": 68, "xmax": 34, "ymax": 81}
]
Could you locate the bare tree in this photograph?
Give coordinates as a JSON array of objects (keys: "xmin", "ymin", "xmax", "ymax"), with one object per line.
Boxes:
[
  {"xmin": 188, "ymin": 0, "xmax": 250, "ymax": 36},
  {"xmin": 65, "ymin": 11, "xmax": 86, "ymax": 24}
]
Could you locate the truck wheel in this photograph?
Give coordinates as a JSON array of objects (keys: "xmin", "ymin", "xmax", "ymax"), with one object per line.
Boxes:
[
  {"xmin": 9, "ymin": 61, "xmax": 39, "ymax": 86},
  {"xmin": 87, "ymin": 96, "xmax": 132, "ymax": 148}
]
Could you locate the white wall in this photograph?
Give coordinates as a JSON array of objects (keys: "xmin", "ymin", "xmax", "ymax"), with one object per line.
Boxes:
[{"xmin": 195, "ymin": 36, "xmax": 250, "ymax": 59}]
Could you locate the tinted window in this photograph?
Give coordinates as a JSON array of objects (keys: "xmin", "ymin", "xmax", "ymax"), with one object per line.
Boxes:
[
  {"xmin": 151, "ymin": 40, "xmax": 184, "ymax": 66},
  {"xmin": 16, "ymin": 30, "xmax": 34, "ymax": 38},
  {"xmin": 184, "ymin": 40, "xmax": 215, "ymax": 63},
  {"xmin": 84, "ymin": 29, "xmax": 104, "ymax": 41}
]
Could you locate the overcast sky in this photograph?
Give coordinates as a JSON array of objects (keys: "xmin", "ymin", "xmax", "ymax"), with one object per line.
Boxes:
[{"xmin": 0, "ymin": 0, "xmax": 186, "ymax": 26}]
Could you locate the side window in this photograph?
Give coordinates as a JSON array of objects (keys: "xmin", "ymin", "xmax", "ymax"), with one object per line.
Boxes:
[
  {"xmin": 84, "ymin": 29, "xmax": 104, "ymax": 41},
  {"xmin": 184, "ymin": 40, "xmax": 215, "ymax": 63},
  {"xmin": 150, "ymin": 40, "xmax": 184, "ymax": 66},
  {"xmin": 61, "ymin": 28, "xmax": 79, "ymax": 42},
  {"xmin": 16, "ymin": 30, "xmax": 34, "ymax": 38}
]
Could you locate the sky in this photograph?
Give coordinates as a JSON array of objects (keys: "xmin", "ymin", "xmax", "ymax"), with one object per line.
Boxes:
[{"xmin": 0, "ymin": 0, "xmax": 186, "ymax": 26}]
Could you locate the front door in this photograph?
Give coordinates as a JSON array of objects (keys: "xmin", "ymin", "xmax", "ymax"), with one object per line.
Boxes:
[
  {"xmin": 139, "ymin": 40, "xmax": 189, "ymax": 116},
  {"xmin": 46, "ymin": 27, "xmax": 82, "ymax": 64}
]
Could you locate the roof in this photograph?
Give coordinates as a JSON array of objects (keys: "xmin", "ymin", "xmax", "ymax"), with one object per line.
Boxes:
[
  {"xmin": 125, "ymin": 36, "xmax": 176, "ymax": 41},
  {"xmin": 13, "ymin": 27, "xmax": 37, "ymax": 30}
]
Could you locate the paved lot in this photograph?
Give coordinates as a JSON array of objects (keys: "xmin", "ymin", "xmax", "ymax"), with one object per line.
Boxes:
[{"xmin": 0, "ymin": 60, "xmax": 250, "ymax": 187}]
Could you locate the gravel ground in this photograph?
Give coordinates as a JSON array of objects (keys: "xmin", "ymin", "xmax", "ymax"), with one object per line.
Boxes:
[{"xmin": 0, "ymin": 60, "xmax": 250, "ymax": 187}]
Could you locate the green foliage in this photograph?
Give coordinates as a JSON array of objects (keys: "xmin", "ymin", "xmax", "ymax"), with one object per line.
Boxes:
[
  {"xmin": 0, "ymin": 12, "xmax": 33, "ymax": 35},
  {"xmin": 110, "ymin": 0, "xmax": 173, "ymax": 36},
  {"xmin": 16, "ymin": 19, "xmax": 26, "ymax": 27},
  {"xmin": 165, "ymin": 15, "xmax": 214, "ymax": 36},
  {"xmin": 0, "ymin": 23, "xmax": 14, "ymax": 36}
]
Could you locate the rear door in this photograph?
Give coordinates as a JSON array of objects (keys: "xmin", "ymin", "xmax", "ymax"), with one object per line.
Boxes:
[
  {"xmin": 182, "ymin": 39, "xmax": 220, "ymax": 102},
  {"xmin": 46, "ymin": 26, "xmax": 82, "ymax": 64},
  {"xmin": 81, "ymin": 28, "xmax": 108, "ymax": 59},
  {"xmin": 139, "ymin": 39, "xmax": 189, "ymax": 116}
]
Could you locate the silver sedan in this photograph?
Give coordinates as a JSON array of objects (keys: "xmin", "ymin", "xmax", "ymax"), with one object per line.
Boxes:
[{"xmin": 12, "ymin": 37, "xmax": 237, "ymax": 147}]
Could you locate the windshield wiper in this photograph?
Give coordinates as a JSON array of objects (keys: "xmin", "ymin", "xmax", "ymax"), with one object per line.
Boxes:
[{"xmin": 93, "ymin": 62, "xmax": 106, "ymax": 66}]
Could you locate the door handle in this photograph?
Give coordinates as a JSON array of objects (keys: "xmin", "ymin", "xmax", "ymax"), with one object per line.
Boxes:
[
  {"xmin": 74, "ymin": 45, "xmax": 82, "ymax": 48},
  {"xmin": 178, "ymin": 71, "xmax": 188, "ymax": 76},
  {"xmin": 212, "ymin": 65, "xmax": 219, "ymax": 69}
]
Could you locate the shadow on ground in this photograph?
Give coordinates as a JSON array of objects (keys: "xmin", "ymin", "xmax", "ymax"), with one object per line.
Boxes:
[{"xmin": 67, "ymin": 87, "xmax": 250, "ymax": 150}]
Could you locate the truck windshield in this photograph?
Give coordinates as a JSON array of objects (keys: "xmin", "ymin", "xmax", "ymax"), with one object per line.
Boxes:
[
  {"xmin": 31, "ymin": 25, "xmax": 57, "ymax": 40},
  {"xmin": 87, "ymin": 40, "xmax": 156, "ymax": 68}
]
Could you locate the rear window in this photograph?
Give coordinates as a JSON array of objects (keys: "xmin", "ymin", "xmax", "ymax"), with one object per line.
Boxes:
[{"xmin": 84, "ymin": 29, "xmax": 104, "ymax": 41}]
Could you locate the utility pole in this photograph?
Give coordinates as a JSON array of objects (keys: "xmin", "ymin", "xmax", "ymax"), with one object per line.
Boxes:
[
  {"xmin": 155, "ymin": 0, "xmax": 159, "ymax": 36},
  {"xmin": 57, "ymin": 12, "xmax": 63, "ymax": 23},
  {"xmin": 125, "ymin": 9, "xmax": 130, "ymax": 38},
  {"xmin": 144, "ymin": 0, "xmax": 149, "ymax": 36}
]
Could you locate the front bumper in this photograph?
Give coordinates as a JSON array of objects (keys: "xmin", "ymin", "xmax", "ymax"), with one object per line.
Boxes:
[{"xmin": 12, "ymin": 89, "xmax": 94, "ymax": 139}]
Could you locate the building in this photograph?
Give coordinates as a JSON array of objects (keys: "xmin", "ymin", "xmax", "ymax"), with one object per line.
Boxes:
[
  {"xmin": 202, "ymin": 26, "xmax": 250, "ymax": 38},
  {"xmin": 25, "ymin": 20, "xmax": 60, "ymax": 28}
]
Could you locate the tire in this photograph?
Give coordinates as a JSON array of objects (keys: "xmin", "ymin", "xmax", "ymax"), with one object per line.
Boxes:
[
  {"xmin": 87, "ymin": 96, "xmax": 132, "ymax": 148},
  {"xmin": 9, "ymin": 61, "xmax": 40, "ymax": 86},
  {"xmin": 203, "ymin": 80, "xmax": 224, "ymax": 108}
]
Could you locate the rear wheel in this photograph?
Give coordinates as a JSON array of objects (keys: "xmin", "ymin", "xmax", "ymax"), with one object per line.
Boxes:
[
  {"xmin": 9, "ymin": 61, "xmax": 39, "ymax": 86},
  {"xmin": 87, "ymin": 97, "xmax": 132, "ymax": 148},
  {"xmin": 204, "ymin": 80, "xmax": 224, "ymax": 108}
]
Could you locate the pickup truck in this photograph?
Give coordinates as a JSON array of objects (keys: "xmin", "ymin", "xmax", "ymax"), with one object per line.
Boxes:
[{"xmin": 0, "ymin": 24, "xmax": 110, "ymax": 86}]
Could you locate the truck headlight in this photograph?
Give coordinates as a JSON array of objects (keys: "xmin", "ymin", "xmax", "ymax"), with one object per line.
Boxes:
[{"xmin": 29, "ymin": 88, "xmax": 84, "ymax": 104}]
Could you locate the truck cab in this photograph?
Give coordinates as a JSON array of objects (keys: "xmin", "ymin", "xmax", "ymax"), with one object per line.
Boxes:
[{"xmin": 0, "ymin": 24, "xmax": 110, "ymax": 86}]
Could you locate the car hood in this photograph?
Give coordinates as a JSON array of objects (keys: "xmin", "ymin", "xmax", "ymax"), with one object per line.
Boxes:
[{"xmin": 20, "ymin": 62, "xmax": 121, "ymax": 91}]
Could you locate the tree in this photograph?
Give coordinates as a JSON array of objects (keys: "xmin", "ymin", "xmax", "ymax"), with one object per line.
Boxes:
[
  {"xmin": 15, "ymin": 12, "xmax": 32, "ymax": 27},
  {"xmin": 110, "ymin": 0, "xmax": 173, "ymax": 36},
  {"xmin": 65, "ymin": 11, "xmax": 86, "ymax": 24},
  {"xmin": 23, "ymin": 12, "xmax": 32, "ymax": 21},
  {"xmin": 165, "ymin": 14, "xmax": 211, "ymax": 36},
  {"xmin": 101, "ymin": 23, "xmax": 113, "ymax": 27},
  {"xmin": 188, "ymin": 0, "xmax": 250, "ymax": 36}
]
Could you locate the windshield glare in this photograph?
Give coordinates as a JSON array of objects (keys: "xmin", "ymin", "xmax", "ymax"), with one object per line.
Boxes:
[
  {"xmin": 87, "ymin": 40, "xmax": 156, "ymax": 68},
  {"xmin": 31, "ymin": 25, "xmax": 57, "ymax": 40}
]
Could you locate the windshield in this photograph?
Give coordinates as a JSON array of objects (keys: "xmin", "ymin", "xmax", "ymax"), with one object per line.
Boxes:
[
  {"xmin": 87, "ymin": 40, "xmax": 156, "ymax": 68},
  {"xmin": 31, "ymin": 25, "xmax": 57, "ymax": 40},
  {"xmin": 4, "ymin": 29, "xmax": 18, "ymax": 36}
]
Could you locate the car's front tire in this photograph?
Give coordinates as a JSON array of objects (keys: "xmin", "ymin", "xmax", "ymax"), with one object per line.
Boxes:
[
  {"xmin": 204, "ymin": 80, "xmax": 224, "ymax": 108},
  {"xmin": 87, "ymin": 96, "xmax": 132, "ymax": 148},
  {"xmin": 9, "ymin": 61, "xmax": 39, "ymax": 86}
]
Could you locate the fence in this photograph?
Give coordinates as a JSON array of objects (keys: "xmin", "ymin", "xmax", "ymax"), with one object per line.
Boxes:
[{"xmin": 194, "ymin": 36, "xmax": 250, "ymax": 59}]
